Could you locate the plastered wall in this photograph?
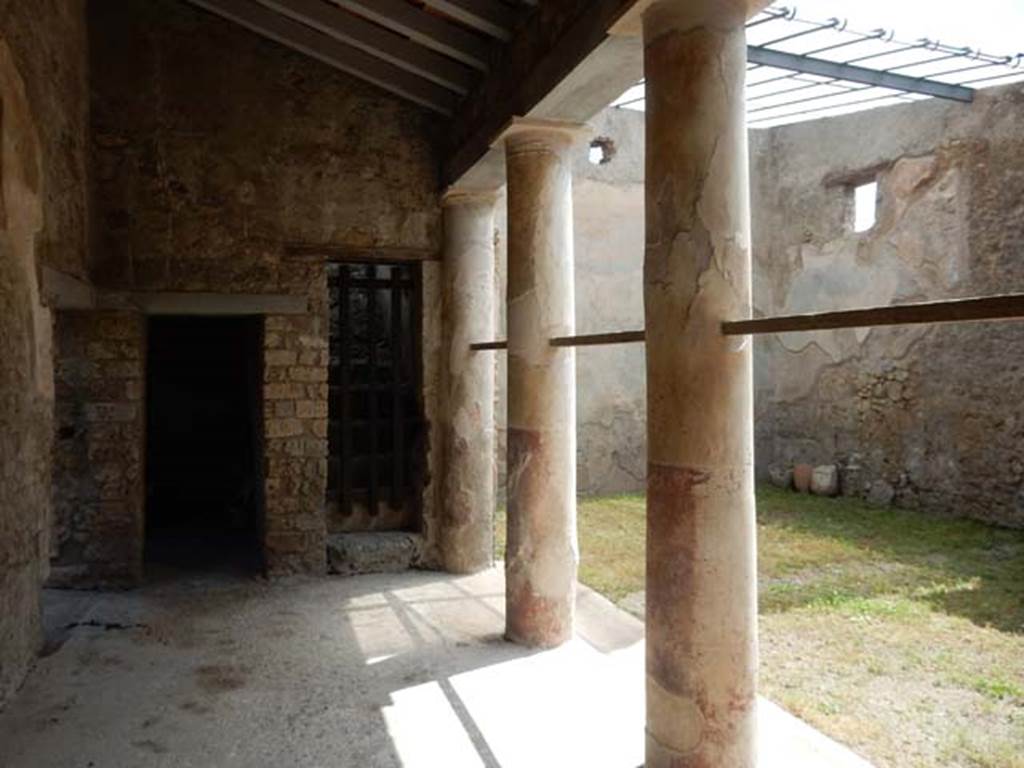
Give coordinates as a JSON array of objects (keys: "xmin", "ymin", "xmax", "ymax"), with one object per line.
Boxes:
[
  {"xmin": 752, "ymin": 84, "xmax": 1024, "ymax": 527},
  {"xmin": 0, "ymin": 0, "xmax": 88, "ymax": 707},
  {"xmin": 495, "ymin": 85, "xmax": 1024, "ymax": 530}
]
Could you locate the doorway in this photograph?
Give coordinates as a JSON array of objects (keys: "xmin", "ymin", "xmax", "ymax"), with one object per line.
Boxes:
[{"xmin": 145, "ymin": 316, "xmax": 264, "ymax": 574}]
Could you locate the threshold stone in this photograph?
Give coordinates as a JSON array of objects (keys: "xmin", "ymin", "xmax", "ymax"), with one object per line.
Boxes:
[{"xmin": 326, "ymin": 532, "xmax": 423, "ymax": 575}]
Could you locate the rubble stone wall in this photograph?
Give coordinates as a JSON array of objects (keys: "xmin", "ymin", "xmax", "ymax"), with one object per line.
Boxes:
[
  {"xmin": 0, "ymin": 0, "xmax": 88, "ymax": 708},
  {"xmin": 56, "ymin": 0, "xmax": 443, "ymax": 578},
  {"xmin": 0, "ymin": 0, "xmax": 90, "ymax": 279},
  {"xmin": 262, "ymin": 298, "xmax": 330, "ymax": 577},
  {"xmin": 51, "ymin": 311, "xmax": 145, "ymax": 587},
  {"xmin": 495, "ymin": 86, "xmax": 1024, "ymax": 531},
  {"xmin": 752, "ymin": 84, "xmax": 1024, "ymax": 527}
]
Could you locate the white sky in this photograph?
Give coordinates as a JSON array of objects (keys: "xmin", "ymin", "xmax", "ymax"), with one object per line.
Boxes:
[
  {"xmin": 786, "ymin": 0, "xmax": 1024, "ymax": 56},
  {"xmin": 611, "ymin": 1, "xmax": 1023, "ymax": 123}
]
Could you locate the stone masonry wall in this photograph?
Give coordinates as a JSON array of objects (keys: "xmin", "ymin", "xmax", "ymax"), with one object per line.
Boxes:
[
  {"xmin": 51, "ymin": 311, "xmax": 145, "ymax": 586},
  {"xmin": 262, "ymin": 276, "xmax": 329, "ymax": 576},
  {"xmin": 495, "ymin": 88, "xmax": 1024, "ymax": 531},
  {"xmin": 0, "ymin": 49, "xmax": 48, "ymax": 709},
  {"xmin": 494, "ymin": 107, "xmax": 647, "ymax": 499},
  {"xmin": 752, "ymin": 83, "xmax": 1024, "ymax": 528},
  {"xmin": 0, "ymin": 0, "xmax": 90, "ymax": 279},
  {"xmin": 0, "ymin": 1, "xmax": 88, "ymax": 708},
  {"xmin": 74, "ymin": 0, "xmax": 443, "ymax": 575}
]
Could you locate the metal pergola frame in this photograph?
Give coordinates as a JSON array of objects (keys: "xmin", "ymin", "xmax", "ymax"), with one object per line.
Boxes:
[{"xmin": 612, "ymin": 5, "xmax": 1024, "ymax": 127}]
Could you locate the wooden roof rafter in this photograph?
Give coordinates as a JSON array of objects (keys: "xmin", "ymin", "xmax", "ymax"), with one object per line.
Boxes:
[
  {"xmin": 181, "ymin": 0, "xmax": 654, "ymax": 185},
  {"xmin": 184, "ymin": 0, "xmax": 537, "ymax": 115}
]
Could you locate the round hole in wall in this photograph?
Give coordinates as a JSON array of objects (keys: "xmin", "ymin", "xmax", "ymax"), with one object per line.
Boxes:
[{"xmin": 588, "ymin": 136, "xmax": 617, "ymax": 166}]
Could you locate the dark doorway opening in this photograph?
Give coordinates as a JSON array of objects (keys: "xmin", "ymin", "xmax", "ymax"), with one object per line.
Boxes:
[
  {"xmin": 327, "ymin": 262, "xmax": 425, "ymax": 532},
  {"xmin": 145, "ymin": 316, "xmax": 264, "ymax": 575}
]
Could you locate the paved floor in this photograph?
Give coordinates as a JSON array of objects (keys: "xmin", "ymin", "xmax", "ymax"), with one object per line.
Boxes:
[{"xmin": 0, "ymin": 568, "xmax": 874, "ymax": 767}]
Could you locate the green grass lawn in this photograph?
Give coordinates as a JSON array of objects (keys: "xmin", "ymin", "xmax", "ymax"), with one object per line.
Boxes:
[{"xmin": 495, "ymin": 487, "xmax": 1024, "ymax": 768}]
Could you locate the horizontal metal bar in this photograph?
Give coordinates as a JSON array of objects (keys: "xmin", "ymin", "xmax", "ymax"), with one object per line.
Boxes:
[
  {"xmin": 960, "ymin": 71, "xmax": 1024, "ymax": 87},
  {"xmin": 722, "ymin": 294, "xmax": 1024, "ymax": 335},
  {"xmin": 758, "ymin": 16, "xmax": 840, "ymax": 48},
  {"xmin": 474, "ymin": 294, "xmax": 1024, "ymax": 349},
  {"xmin": 746, "ymin": 32, "xmax": 889, "ymax": 91},
  {"xmin": 748, "ymin": 81, "xmax": 878, "ymax": 116},
  {"xmin": 747, "ymin": 91, "xmax": 916, "ymax": 125},
  {"xmin": 746, "ymin": 7, "xmax": 794, "ymax": 29},
  {"xmin": 746, "ymin": 45, "xmax": 974, "ymax": 102},
  {"xmin": 747, "ymin": 77, "xmax": 863, "ymax": 106},
  {"xmin": 549, "ymin": 330, "xmax": 645, "ymax": 347},
  {"xmin": 471, "ymin": 330, "xmax": 648, "ymax": 350}
]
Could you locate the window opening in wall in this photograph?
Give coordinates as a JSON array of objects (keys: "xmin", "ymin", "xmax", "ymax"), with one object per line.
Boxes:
[
  {"xmin": 145, "ymin": 316, "xmax": 264, "ymax": 575},
  {"xmin": 327, "ymin": 262, "xmax": 424, "ymax": 533},
  {"xmin": 853, "ymin": 180, "xmax": 878, "ymax": 232}
]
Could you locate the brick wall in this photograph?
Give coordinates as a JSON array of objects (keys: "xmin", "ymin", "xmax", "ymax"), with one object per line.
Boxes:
[
  {"xmin": 70, "ymin": 0, "xmax": 443, "ymax": 577},
  {"xmin": 262, "ymin": 268, "xmax": 329, "ymax": 575},
  {"xmin": 51, "ymin": 311, "xmax": 145, "ymax": 586}
]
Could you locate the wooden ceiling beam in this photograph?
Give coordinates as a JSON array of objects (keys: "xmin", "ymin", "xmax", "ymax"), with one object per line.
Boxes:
[
  {"xmin": 328, "ymin": 0, "xmax": 493, "ymax": 71},
  {"xmin": 421, "ymin": 0, "xmax": 518, "ymax": 41},
  {"xmin": 187, "ymin": 0, "xmax": 458, "ymax": 114},
  {"xmin": 255, "ymin": 0, "xmax": 476, "ymax": 93},
  {"xmin": 444, "ymin": 0, "xmax": 644, "ymax": 186}
]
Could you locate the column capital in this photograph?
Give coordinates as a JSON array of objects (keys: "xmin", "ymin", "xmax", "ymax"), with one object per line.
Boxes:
[
  {"xmin": 613, "ymin": 0, "xmax": 770, "ymax": 37},
  {"xmin": 441, "ymin": 186, "xmax": 500, "ymax": 207},
  {"xmin": 495, "ymin": 117, "xmax": 591, "ymax": 155}
]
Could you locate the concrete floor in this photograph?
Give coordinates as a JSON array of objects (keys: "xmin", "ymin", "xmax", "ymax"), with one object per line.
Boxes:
[{"xmin": 0, "ymin": 568, "xmax": 874, "ymax": 767}]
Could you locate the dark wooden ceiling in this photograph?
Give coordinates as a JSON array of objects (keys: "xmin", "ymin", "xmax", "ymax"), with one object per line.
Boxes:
[{"xmin": 184, "ymin": 0, "xmax": 538, "ymax": 115}]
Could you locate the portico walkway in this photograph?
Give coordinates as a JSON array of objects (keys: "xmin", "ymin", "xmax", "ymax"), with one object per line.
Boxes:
[{"xmin": 0, "ymin": 569, "xmax": 871, "ymax": 768}]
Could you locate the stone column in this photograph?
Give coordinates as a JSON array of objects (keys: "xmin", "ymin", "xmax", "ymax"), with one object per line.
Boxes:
[
  {"xmin": 642, "ymin": 1, "xmax": 764, "ymax": 765},
  {"xmin": 504, "ymin": 119, "xmax": 584, "ymax": 648},
  {"xmin": 439, "ymin": 188, "xmax": 498, "ymax": 574}
]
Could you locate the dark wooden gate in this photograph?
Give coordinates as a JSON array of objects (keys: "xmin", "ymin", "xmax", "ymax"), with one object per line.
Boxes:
[{"xmin": 327, "ymin": 262, "xmax": 423, "ymax": 532}]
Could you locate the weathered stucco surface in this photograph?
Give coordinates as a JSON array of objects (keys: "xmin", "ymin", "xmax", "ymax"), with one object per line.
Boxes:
[
  {"xmin": 439, "ymin": 192, "xmax": 497, "ymax": 574},
  {"xmin": 496, "ymin": 86, "xmax": 1024, "ymax": 530},
  {"xmin": 50, "ymin": 0, "xmax": 445, "ymax": 579},
  {"xmin": 495, "ymin": 107, "xmax": 647, "ymax": 498},
  {"xmin": 0, "ymin": 36, "xmax": 47, "ymax": 710},
  {"xmin": 641, "ymin": 5, "xmax": 758, "ymax": 763},
  {"xmin": 503, "ymin": 123, "xmax": 581, "ymax": 648},
  {"xmin": 753, "ymin": 83, "xmax": 1024, "ymax": 528},
  {"xmin": 0, "ymin": 0, "xmax": 88, "ymax": 708},
  {"xmin": 573, "ymin": 110, "xmax": 647, "ymax": 496},
  {"xmin": 0, "ymin": 0, "xmax": 90, "ymax": 279}
]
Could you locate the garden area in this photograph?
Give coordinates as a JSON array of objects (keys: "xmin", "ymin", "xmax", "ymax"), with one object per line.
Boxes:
[{"xmin": 497, "ymin": 487, "xmax": 1024, "ymax": 768}]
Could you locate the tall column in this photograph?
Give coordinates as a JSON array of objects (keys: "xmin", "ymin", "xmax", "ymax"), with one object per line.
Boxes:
[
  {"xmin": 642, "ymin": 1, "xmax": 764, "ymax": 766},
  {"xmin": 504, "ymin": 119, "xmax": 584, "ymax": 648},
  {"xmin": 440, "ymin": 189, "xmax": 498, "ymax": 574}
]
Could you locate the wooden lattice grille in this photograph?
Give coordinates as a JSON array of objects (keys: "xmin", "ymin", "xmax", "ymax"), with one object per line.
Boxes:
[{"xmin": 327, "ymin": 262, "xmax": 423, "ymax": 531}]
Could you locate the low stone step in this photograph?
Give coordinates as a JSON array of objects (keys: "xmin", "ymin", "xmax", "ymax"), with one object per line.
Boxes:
[{"xmin": 326, "ymin": 532, "xmax": 424, "ymax": 576}]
